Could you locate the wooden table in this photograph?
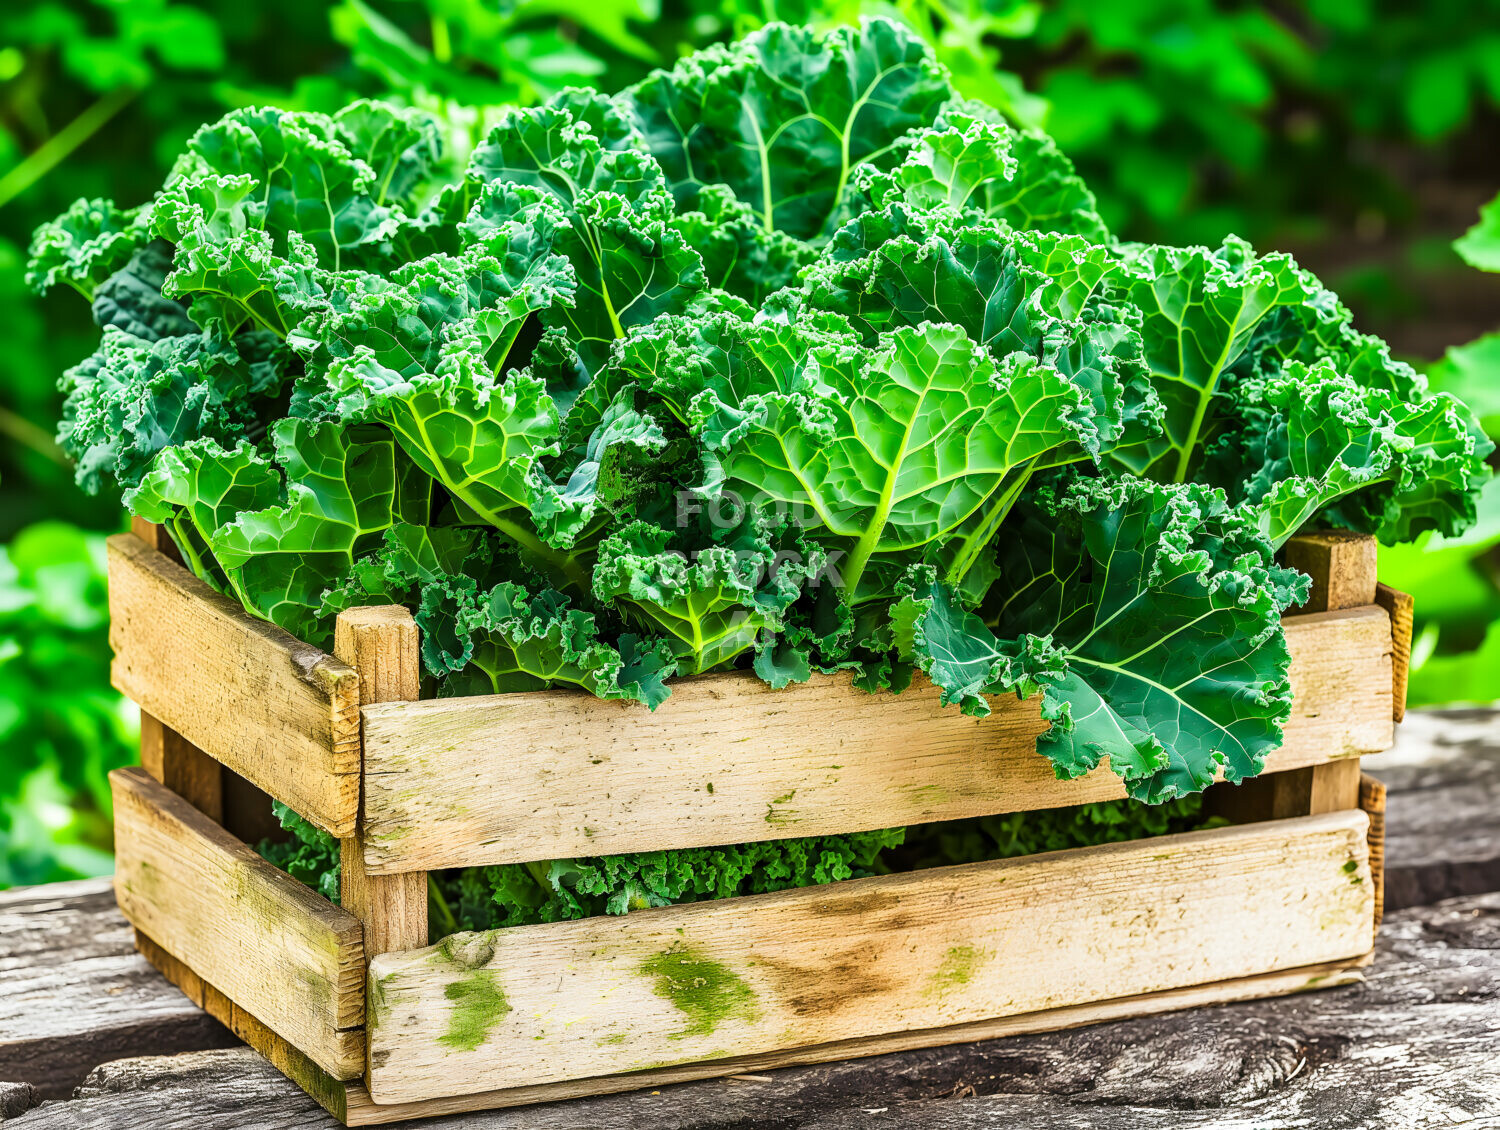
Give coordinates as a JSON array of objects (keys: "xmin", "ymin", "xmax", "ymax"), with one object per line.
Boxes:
[{"xmin": 3, "ymin": 709, "xmax": 1499, "ymax": 1128}]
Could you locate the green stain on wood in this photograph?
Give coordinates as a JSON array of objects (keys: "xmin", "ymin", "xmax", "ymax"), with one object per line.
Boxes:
[
  {"xmin": 438, "ymin": 971, "xmax": 511, "ymax": 1053},
  {"xmin": 926, "ymin": 945, "xmax": 988, "ymax": 998},
  {"xmin": 764, "ymin": 790, "xmax": 797, "ymax": 826},
  {"xmin": 640, "ymin": 949, "xmax": 757, "ymax": 1038}
]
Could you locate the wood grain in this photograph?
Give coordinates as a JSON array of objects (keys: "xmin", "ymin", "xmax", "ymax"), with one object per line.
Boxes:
[
  {"xmin": 0, "ymin": 879, "xmax": 234, "ymax": 1100},
  {"xmin": 1360, "ymin": 772, "xmax": 1388, "ymax": 926},
  {"xmin": 109, "ymin": 767, "xmax": 365, "ymax": 1081},
  {"xmin": 345, "ymin": 954, "xmax": 1371, "ymax": 1125},
  {"xmin": 1375, "ymin": 582, "xmax": 1415, "ymax": 722},
  {"xmin": 1283, "ymin": 529, "xmax": 1378, "ymax": 612},
  {"xmin": 107, "ymin": 533, "xmax": 361, "ymax": 836},
  {"xmin": 1363, "ymin": 709, "xmax": 1500, "ymax": 912},
  {"xmin": 134, "ymin": 930, "xmax": 351, "ymax": 1122},
  {"xmin": 129, "ymin": 520, "xmax": 226, "ymax": 822},
  {"xmin": 365, "ymin": 811, "xmax": 1374, "ymax": 1105},
  {"xmin": 359, "ymin": 606, "xmax": 1394, "ymax": 874},
  {"xmin": 335, "ymin": 608, "xmax": 428, "ymax": 970},
  {"xmin": 138, "ymin": 714, "xmax": 223, "ymax": 822},
  {"xmin": 32, "ymin": 884, "xmax": 1500, "ymax": 1130}
]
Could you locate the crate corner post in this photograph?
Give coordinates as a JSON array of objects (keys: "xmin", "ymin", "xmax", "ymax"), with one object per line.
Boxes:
[
  {"xmin": 1215, "ymin": 529, "xmax": 1383, "ymax": 825},
  {"xmin": 334, "ymin": 605, "xmax": 428, "ymax": 1006}
]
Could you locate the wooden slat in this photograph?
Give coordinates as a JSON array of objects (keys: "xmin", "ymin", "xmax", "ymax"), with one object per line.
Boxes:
[
  {"xmin": 134, "ymin": 929, "xmax": 352, "ymax": 1122},
  {"xmin": 366, "ymin": 811, "xmax": 1374, "ymax": 1105},
  {"xmin": 1205, "ymin": 529, "xmax": 1386, "ymax": 827},
  {"xmin": 1213, "ymin": 754, "xmax": 1365, "ymax": 826},
  {"xmin": 1361, "ymin": 772, "xmax": 1389, "ymax": 926},
  {"xmin": 346, "ymin": 953, "xmax": 1371, "ymax": 1126},
  {"xmin": 129, "ymin": 519, "xmax": 226, "ymax": 822},
  {"xmin": 1284, "ymin": 529, "xmax": 1378, "ymax": 612},
  {"xmin": 110, "ymin": 767, "xmax": 366, "ymax": 1080},
  {"xmin": 1374, "ymin": 583, "xmax": 1414, "ymax": 722},
  {"xmin": 336, "ymin": 607, "xmax": 428, "ymax": 966},
  {"xmin": 107, "ymin": 532, "xmax": 361, "ymax": 836},
  {"xmin": 138, "ymin": 714, "xmax": 223, "ymax": 822},
  {"xmin": 360, "ymin": 606, "xmax": 1394, "ymax": 874}
]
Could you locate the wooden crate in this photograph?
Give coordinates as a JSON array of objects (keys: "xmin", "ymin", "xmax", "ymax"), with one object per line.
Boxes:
[{"xmin": 106, "ymin": 522, "xmax": 1407, "ymax": 1124}]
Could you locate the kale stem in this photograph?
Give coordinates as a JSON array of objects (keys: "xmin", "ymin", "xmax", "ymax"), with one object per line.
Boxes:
[
  {"xmin": 429, "ymin": 16, "xmax": 453, "ymax": 64},
  {"xmin": 428, "ymin": 875, "xmax": 459, "ymax": 938},
  {"xmin": 0, "ymin": 406, "xmax": 68, "ymax": 467},
  {"xmin": 0, "ymin": 86, "xmax": 139, "ymax": 210},
  {"xmin": 488, "ymin": 513, "xmax": 592, "ymax": 593}
]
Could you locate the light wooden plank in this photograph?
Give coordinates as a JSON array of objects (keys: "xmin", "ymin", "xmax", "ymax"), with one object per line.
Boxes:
[
  {"xmin": 360, "ymin": 606, "xmax": 1394, "ymax": 874},
  {"xmin": 1308, "ymin": 757, "xmax": 1363, "ymax": 813},
  {"xmin": 335, "ymin": 607, "xmax": 428, "ymax": 963},
  {"xmin": 1375, "ymin": 582, "xmax": 1414, "ymax": 722},
  {"xmin": 1360, "ymin": 772, "xmax": 1388, "ymax": 925},
  {"xmin": 366, "ymin": 811, "xmax": 1374, "ymax": 1105},
  {"xmin": 1284, "ymin": 529, "xmax": 1378, "ymax": 612},
  {"xmin": 346, "ymin": 953, "xmax": 1371, "ymax": 1126},
  {"xmin": 138, "ymin": 714, "xmax": 223, "ymax": 822},
  {"xmin": 130, "ymin": 520, "xmax": 227, "ymax": 823},
  {"xmin": 107, "ymin": 532, "xmax": 361, "ymax": 836},
  {"xmin": 110, "ymin": 767, "xmax": 366, "ymax": 1081},
  {"xmin": 135, "ymin": 929, "xmax": 353, "ymax": 1122}
]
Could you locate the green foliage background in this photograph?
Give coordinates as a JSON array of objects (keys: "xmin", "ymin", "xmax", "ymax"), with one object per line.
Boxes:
[{"xmin": 5, "ymin": 0, "xmax": 1499, "ymax": 885}]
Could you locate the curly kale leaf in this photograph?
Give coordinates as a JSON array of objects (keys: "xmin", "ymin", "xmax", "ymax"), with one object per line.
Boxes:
[
  {"xmin": 625, "ymin": 18, "xmax": 953, "ymax": 242},
  {"xmin": 1211, "ymin": 360, "xmax": 1494, "ymax": 548},
  {"xmin": 417, "ymin": 576, "xmax": 676, "ymax": 706},
  {"xmin": 26, "ymin": 197, "xmax": 151, "ymax": 298},
  {"xmin": 904, "ymin": 794, "xmax": 1217, "ymax": 868},
  {"xmin": 592, "ymin": 510, "xmax": 827, "ymax": 680},
  {"xmin": 1115, "ymin": 236, "xmax": 1322, "ymax": 483},
  {"xmin": 804, "ymin": 216, "xmax": 1157, "ymax": 461},
  {"xmin": 90, "ymin": 242, "xmax": 197, "ymax": 342},
  {"xmin": 669, "ymin": 185, "xmax": 818, "ymax": 305},
  {"xmin": 172, "ymin": 105, "xmax": 400, "ymax": 268},
  {"xmin": 447, "ymin": 826, "xmax": 905, "ymax": 928},
  {"xmin": 59, "ymin": 325, "xmax": 285, "ymax": 493},
  {"xmin": 853, "ymin": 106, "xmax": 1108, "ymax": 241},
  {"xmin": 258, "ymin": 801, "xmax": 341, "ymax": 904},
  {"xmin": 206, "ymin": 419, "xmax": 419, "ymax": 642},
  {"xmin": 619, "ymin": 314, "xmax": 1093, "ymax": 605},
  {"xmin": 465, "ymin": 103, "xmax": 703, "ymax": 374},
  {"xmin": 896, "ymin": 477, "xmax": 1303, "ymax": 802}
]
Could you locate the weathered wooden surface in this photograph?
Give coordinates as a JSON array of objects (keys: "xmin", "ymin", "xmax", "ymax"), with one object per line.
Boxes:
[
  {"xmin": 1365, "ymin": 708, "xmax": 1500, "ymax": 911},
  {"xmin": 1373, "ymin": 583, "xmax": 1415, "ymax": 721},
  {"xmin": 1283, "ymin": 528, "xmax": 1379, "ymax": 613},
  {"xmin": 1359, "ymin": 773, "xmax": 1388, "ymax": 923},
  {"xmin": 361, "ymin": 607, "xmax": 1394, "ymax": 874},
  {"xmin": 10, "ymin": 891, "xmax": 1500, "ymax": 1129},
  {"xmin": 0, "ymin": 879, "xmax": 235, "ymax": 1101},
  {"xmin": 110, "ymin": 768, "xmax": 366, "ymax": 1080},
  {"xmin": 367, "ymin": 812, "xmax": 1373, "ymax": 1104},
  {"xmin": 346, "ymin": 955, "xmax": 1374, "ymax": 1125},
  {"xmin": 106, "ymin": 532, "xmax": 361, "ymax": 836},
  {"xmin": 0, "ymin": 709, "xmax": 1493, "ymax": 1126},
  {"xmin": 335, "ymin": 607, "xmax": 427, "ymax": 965}
]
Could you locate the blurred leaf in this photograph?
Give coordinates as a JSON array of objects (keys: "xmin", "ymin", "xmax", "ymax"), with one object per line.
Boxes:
[
  {"xmin": 1404, "ymin": 51, "xmax": 1471, "ymax": 139},
  {"xmin": 1379, "ymin": 476, "xmax": 1500, "ymax": 627},
  {"xmin": 1429, "ymin": 331, "xmax": 1500, "ymax": 436},
  {"xmin": 1455, "ymin": 192, "xmax": 1500, "ymax": 273},
  {"xmin": 0, "ymin": 521, "xmax": 136, "ymax": 886},
  {"xmin": 1409, "ymin": 620, "xmax": 1500, "ymax": 706}
]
